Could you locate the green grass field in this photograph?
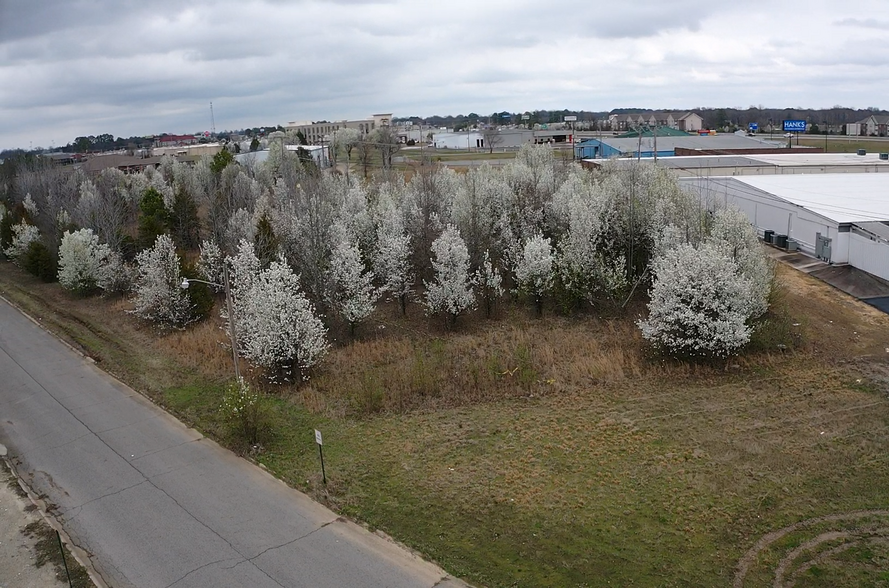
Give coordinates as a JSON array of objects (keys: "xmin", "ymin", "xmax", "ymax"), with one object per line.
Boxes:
[{"xmin": 1, "ymin": 262, "xmax": 888, "ymax": 587}]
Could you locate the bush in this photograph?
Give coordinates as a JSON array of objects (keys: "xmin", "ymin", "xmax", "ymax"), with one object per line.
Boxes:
[
  {"xmin": 638, "ymin": 242, "xmax": 756, "ymax": 359},
  {"xmin": 22, "ymin": 241, "xmax": 58, "ymax": 282},
  {"xmin": 220, "ymin": 377, "xmax": 265, "ymax": 446},
  {"xmin": 57, "ymin": 229, "xmax": 110, "ymax": 294}
]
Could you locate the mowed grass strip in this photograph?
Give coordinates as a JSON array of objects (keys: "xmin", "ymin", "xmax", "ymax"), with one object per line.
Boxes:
[{"xmin": 1, "ymin": 262, "xmax": 888, "ymax": 587}]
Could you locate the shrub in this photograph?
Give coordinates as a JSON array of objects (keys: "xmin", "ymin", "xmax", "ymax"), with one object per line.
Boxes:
[
  {"xmin": 220, "ymin": 377, "xmax": 265, "ymax": 446},
  {"xmin": 22, "ymin": 241, "xmax": 57, "ymax": 282},
  {"xmin": 57, "ymin": 228, "xmax": 110, "ymax": 294},
  {"xmin": 638, "ymin": 242, "xmax": 757, "ymax": 359}
]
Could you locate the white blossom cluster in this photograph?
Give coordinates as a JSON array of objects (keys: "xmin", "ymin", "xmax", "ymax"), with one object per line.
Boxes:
[
  {"xmin": 514, "ymin": 234, "xmax": 554, "ymax": 314},
  {"xmin": 4, "ymin": 221, "xmax": 41, "ymax": 262},
  {"xmin": 57, "ymin": 228, "xmax": 110, "ymax": 293},
  {"xmin": 227, "ymin": 241, "xmax": 328, "ymax": 380},
  {"xmin": 329, "ymin": 229, "xmax": 381, "ymax": 333},
  {"xmin": 130, "ymin": 235, "xmax": 193, "ymax": 327},
  {"xmin": 424, "ymin": 225, "xmax": 475, "ymax": 322}
]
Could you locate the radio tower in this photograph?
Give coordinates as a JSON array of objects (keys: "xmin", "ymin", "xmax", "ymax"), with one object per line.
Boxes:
[{"xmin": 210, "ymin": 102, "xmax": 216, "ymax": 136}]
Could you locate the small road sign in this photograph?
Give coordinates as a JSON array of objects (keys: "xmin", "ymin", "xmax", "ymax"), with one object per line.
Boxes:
[{"xmin": 315, "ymin": 429, "xmax": 323, "ymax": 445}]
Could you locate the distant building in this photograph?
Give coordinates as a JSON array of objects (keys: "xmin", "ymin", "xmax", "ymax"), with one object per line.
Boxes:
[
  {"xmin": 607, "ymin": 111, "xmax": 703, "ymax": 132},
  {"xmin": 575, "ymin": 133, "xmax": 816, "ymax": 159},
  {"xmin": 285, "ymin": 114, "xmax": 392, "ymax": 144},
  {"xmin": 155, "ymin": 134, "xmax": 197, "ymax": 147},
  {"xmin": 153, "ymin": 143, "xmax": 223, "ymax": 157},
  {"xmin": 846, "ymin": 114, "xmax": 889, "ymax": 136}
]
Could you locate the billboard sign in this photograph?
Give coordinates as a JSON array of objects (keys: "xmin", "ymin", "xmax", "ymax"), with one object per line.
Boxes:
[
  {"xmin": 748, "ymin": 122, "xmax": 758, "ymax": 131},
  {"xmin": 783, "ymin": 120, "xmax": 806, "ymax": 132},
  {"xmin": 564, "ymin": 115, "xmax": 577, "ymax": 122}
]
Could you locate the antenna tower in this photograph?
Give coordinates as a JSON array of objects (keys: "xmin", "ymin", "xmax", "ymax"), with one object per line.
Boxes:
[{"xmin": 210, "ymin": 102, "xmax": 216, "ymax": 135}]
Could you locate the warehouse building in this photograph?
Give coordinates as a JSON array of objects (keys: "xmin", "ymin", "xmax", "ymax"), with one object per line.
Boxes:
[
  {"xmin": 585, "ymin": 152, "xmax": 889, "ymax": 176},
  {"xmin": 575, "ymin": 134, "xmax": 816, "ymax": 159},
  {"xmin": 680, "ymin": 174, "xmax": 889, "ymax": 282}
]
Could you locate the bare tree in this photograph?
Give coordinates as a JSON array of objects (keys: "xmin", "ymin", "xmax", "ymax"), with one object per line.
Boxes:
[
  {"xmin": 481, "ymin": 126, "xmax": 503, "ymax": 153},
  {"xmin": 373, "ymin": 127, "xmax": 401, "ymax": 170}
]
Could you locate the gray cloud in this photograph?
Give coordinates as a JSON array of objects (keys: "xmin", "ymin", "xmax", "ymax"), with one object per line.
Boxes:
[{"xmin": 1, "ymin": 0, "xmax": 888, "ymax": 150}]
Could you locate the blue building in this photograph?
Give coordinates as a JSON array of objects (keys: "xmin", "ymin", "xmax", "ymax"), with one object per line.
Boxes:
[{"xmin": 575, "ymin": 133, "xmax": 782, "ymax": 160}]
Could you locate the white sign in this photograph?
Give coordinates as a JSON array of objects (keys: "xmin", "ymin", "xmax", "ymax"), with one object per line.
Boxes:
[
  {"xmin": 564, "ymin": 115, "xmax": 577, "ymax": 122},
  {"xmin": 314, "ymin": 429, "xmax": 323, "ymax": 445}
]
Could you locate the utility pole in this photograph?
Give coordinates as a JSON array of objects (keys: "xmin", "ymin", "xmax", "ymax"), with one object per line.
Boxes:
[{"xmin": 210, "ymin": 102, "xmax": 216, "ymax": 136}]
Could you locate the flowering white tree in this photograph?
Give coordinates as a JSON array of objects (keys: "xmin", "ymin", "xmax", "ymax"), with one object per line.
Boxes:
[
  {"xmin": 57, "ymin": 229, "xmax": 110, "ymax": 294},
  {"xmin": 555, "ymin": 179, "xmax": 628, "ymax": 306},
  {"xmin": 514, "ymin": 234, "xmax": 554, "ymax": 316},
  {"xmin": 424, "ymin": 225, "xmax": 475, "ymax": 325},
  {"xmin": 236, "ymin": 259, "xmax": 329, "ymax": 381},
  {"xmin": 328, "ymin": 230, "xmax": 381, "ymax": 336},
  {"xmin": 96, "ymin": 251, "xmax": 134, "ymax": 294},
  {"xmin": 474, "ymin": 250, "xmax": 503, "ymax": 319},
  {"xmin": 131, "ymin": 234, "xmax": 193, "ymax": 326},
  {"xmin": 638, "ymin": 242, "xmax": 757, "ymax": 358},
  {"xmin": 4, "ymin": 221, "xmax": 41, "ymax": 263},
  {"xmin": 708, "ymin": 207, "xmax": 773, "ymax": 318},
  {"xmin": 197, "ymin": 240, "xmax": 224, "ymax": 292},
  {"xmin": 374, "ymin": 193, "xmax": 414, "ymax": 315}
]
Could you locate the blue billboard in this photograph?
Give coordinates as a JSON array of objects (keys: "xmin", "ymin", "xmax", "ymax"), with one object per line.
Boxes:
[
  {"xmin": 748, "ymin": 122, "xmax": 758, "ymax": 131},
  {"xmin": 783, "ymin": 119, "xmax": 807, "ymax": 132}
]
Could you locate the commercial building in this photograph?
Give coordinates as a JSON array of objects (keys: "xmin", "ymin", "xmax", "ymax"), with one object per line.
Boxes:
[
  {"xmin": 574, "ymin": 133, "xmax": 804, "ymax": 159},
  {"xmin": 585, "ymin": 152, "xmax": 889, "ymax": 176},
  {"xmin": 680, "ymin": 174, "xmax": 889, "ymax": 282},
  {"xmin": 235, "ymin": 145, "xmax": 329, "ymax": 168},
  {"xmin": 285, "ymin": 114, "xmax": 392, "ymax": 144}
]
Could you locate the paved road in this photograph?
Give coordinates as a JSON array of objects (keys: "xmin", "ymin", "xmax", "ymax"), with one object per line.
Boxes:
[{"xmin": 0, "ymin": 298, "xmax": 463, "ymax": 588}]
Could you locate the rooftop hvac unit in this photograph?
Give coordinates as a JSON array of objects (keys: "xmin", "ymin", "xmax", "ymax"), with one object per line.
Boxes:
[
  {"xmin": 763, "ymin": 229, "xmax": 775, "ymax": 243},
  {"xmin": 775, "ymin": 234, "xmax": 788, "ymax": 249},
  {"xmin": 880, "ymin": 153, "xmax": 889, "ymax": 161},
  {"xmin": 857, "ymin": 149, "xmax": 867, "ymax": 156},
  {"xmin": 786, "ymin": 238, "xmax": 799, "ymax": 252}
]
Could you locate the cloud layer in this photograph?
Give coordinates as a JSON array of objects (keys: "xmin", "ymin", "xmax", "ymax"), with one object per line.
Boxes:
[{"xmin": 1, "ymin": 0, "xmax": 887, "ymax": 150}]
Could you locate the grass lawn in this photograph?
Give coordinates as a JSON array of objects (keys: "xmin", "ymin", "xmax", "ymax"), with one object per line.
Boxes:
[
  {"xmin": 1, "ymin": 261, "xmax": 888, "ymax": 587},
  {"xmin": 794, "ymin": 135, "xmax": 889, "ymax": 153}
]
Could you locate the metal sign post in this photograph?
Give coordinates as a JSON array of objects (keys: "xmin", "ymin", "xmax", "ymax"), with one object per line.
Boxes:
[{"xmin": 315, "ymin": 429, "xmax": 326, "ymax": 485}]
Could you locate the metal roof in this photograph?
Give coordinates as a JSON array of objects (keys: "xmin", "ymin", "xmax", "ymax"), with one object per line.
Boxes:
[
  {"xmin": 730, "ymin": 174, "xmax": 889, "ymax": 224},
  {"xmin": 584, "ymin": 134, "xmax": 780, "ymax": 152}
]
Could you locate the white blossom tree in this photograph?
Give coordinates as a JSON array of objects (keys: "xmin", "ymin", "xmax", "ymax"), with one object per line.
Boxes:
[
  {"xmin": 96, "ymin": 251, "xmax": 134, "ymax": 294},
  {"xmin": 708, "ymin": 207, "xmax": 773, "ymax": 318},
  {"xmin": 328, "ymin": 229, "xmax": 381, "ymax": 336},
  {"xmin": 131, "ymin": 234, "xmax": 193, "ymax": 327},
  {"xmin": 236, "ymin": 259, "xmax": 329, "ymax": 381},
  {"xmin": 57, "ymin": 229, "xmax": 110, "ymax": 294},
  {"xmin": 424, "ymin": 225, "xmax": 475, "ymax": 326},
  {"xmin": 474, "ymin": 250, "xmax": 503, "ymax": 319},
  {"xmin": 197, "ymin": 240, "xmax": 224, "ymax": 292},
  {"xmin": 4, "ymin": 221, "xmax": 41, "ymax": 263},
  {"xmin": 637, "ymin": 242, "xmax": 757, "ymax": 359},
  {"xmin": 373, "ymin": 191, "xmax": 414, "ymax": 315},
  {"xmin": 514, "ymin": 233, "xmax": 554, "ymax": 316}
]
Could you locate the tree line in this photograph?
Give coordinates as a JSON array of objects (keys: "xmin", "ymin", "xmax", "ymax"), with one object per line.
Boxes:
[{"xmin": 1, "ymin": 144, "xmax": 775, "ymax": 383}]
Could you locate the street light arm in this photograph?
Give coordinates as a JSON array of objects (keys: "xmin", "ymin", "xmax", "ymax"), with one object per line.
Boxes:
[{"xmin": 180, "ymin": 277, "xmax": 223, "ymax": 289}]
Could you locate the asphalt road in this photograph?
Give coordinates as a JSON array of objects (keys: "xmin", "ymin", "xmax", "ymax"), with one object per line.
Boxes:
[{"xmin": 0, "ymin": 298, "xmax": 464, "ymax": 588}]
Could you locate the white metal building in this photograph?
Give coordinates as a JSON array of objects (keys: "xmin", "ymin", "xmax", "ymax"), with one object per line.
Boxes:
[{"xmin": 680, "ymin": 174, "xmax": 889, "ymax": 282}]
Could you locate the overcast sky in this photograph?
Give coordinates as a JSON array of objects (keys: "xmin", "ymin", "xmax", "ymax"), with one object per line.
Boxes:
[{"xmin": 1, "ymin": 0, "xmax": 887, "ymax": 150}]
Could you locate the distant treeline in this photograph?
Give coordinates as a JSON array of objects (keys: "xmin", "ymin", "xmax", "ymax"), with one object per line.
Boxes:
[{"xmin": 397, "ymin": 106, "xmax": 888, "ymax": 131}]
